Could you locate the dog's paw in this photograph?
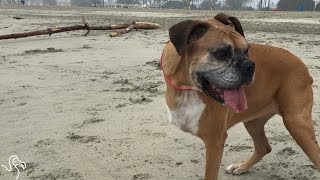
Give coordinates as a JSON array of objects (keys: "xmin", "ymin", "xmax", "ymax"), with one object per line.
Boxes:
[{"xmin": 226, "ymin": 164, "xmax": 247, "ymax": 175}]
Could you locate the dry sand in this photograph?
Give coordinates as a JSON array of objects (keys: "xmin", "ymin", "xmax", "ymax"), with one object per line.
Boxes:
[{"xmin": 0, "ymin": 6, "xmax": 320, "ymax": 180}]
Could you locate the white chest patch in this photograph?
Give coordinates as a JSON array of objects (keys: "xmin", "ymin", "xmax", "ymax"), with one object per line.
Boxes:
[{"xmin": 167, "ymin": 91, "xmax": 206, "ymax": 135}]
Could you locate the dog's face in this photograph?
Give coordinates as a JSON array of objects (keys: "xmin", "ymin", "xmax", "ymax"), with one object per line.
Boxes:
[{"xmin": 169, "ymin": 14, "xmax": 255, "ymax": 112}]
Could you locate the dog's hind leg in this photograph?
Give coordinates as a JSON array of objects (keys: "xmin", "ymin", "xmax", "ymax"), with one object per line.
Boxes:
[
  {"xmin": 281, "ymin": 106, "xmax": 320, "ymax": 170},
  {"xmin": 280, "ymin": 85, "xmax": 320, "ymax": 170},
  {"xmin": 226, "ymin": 115, "xmax": 273, "ymax": 175},
  {"xmin": 283, "ymin": 113, "xmax": 320, "ymax": 170}
]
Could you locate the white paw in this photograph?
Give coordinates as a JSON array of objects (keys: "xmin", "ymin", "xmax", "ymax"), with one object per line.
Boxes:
[{"xmin": 226, "ymin": 164, "xmax": 246, "ymax": 175}]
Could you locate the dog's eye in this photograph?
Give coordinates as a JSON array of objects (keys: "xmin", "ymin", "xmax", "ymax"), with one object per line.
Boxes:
[{"xmin": 215, "ymin": 50, "xmax": 229, "ymax": 60}]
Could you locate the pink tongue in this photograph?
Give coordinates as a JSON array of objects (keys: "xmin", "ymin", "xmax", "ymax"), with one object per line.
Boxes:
[{"xmin": 224, "ymin": 87, "xmax": 247, "ymax": 113}]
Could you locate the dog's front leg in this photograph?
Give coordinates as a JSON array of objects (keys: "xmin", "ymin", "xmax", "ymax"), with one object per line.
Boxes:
[
  {"xmin": 198, "ymin": 112, "xmax": 228, "ymax": 180},
  {"xmin": 203, "ymin": 132, "xmax": 227, "ymax": 180}
]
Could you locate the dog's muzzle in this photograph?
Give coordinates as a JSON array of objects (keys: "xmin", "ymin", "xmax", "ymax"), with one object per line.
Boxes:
[
  {"xmin": 193, "ymin": 59, "xmax": 255, "ymax": 113},
  {"xmin": 238, "ymin": 60, "xmax": 255, "ymax": 84}
]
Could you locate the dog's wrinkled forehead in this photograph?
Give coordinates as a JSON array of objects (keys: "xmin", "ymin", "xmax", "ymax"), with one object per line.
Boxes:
[
  {"xmin": 169, "ymin": 13, "xmax": 247, "ymax": 56},
  {"xmin": 199, "ymin": 21, "xmax": 247, "ymax": 49}
]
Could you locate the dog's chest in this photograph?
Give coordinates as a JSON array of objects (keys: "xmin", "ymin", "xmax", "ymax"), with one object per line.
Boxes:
[{"xmin": 167, "ymin": 91, "xmax": 206, "ymax": 135}]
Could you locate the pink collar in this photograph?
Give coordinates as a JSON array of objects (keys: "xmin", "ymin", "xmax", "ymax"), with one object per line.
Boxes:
[{"xmin": 160, "ymin": 51, "xmax": 194, "ymax": 91}]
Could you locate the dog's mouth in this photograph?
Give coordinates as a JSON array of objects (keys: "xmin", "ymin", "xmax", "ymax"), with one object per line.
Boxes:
[{"xmin": 202, "ymin": 80, "xmax": 247, "ymax": 113}]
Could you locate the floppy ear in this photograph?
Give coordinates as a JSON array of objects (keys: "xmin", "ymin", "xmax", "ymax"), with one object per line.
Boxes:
[
  {"xmin": 169, "ymin": 20, "xmax": 211, "ymax": 56},
  {"xmin": 214, "ymin": 13, "xmax": 245, "ymax": 37}
]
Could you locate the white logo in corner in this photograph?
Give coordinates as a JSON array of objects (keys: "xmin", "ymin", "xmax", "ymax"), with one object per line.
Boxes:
[{"xmin": 1, "ymin": 155, "xmax": 26, "ymax": 180}]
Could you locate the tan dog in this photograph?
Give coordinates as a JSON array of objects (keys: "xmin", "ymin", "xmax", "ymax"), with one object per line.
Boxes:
[{"xmin": 162, "ymin": 13, "xmax": 320, "ymax": 179}]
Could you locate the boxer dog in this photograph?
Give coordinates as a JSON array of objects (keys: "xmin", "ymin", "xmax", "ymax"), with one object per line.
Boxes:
[{"xmin": 161, "ymin": 13, "xmax": 320, "ymax": 179}]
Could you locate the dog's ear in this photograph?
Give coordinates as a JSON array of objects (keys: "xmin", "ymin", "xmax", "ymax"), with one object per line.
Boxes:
[
  {"xmin": 214, "ymin": 13, "xmax": 245, "ymax": 37},
  {"xmin": 169, "ymin": 20, "xmax": 211, "ymax": 56}
]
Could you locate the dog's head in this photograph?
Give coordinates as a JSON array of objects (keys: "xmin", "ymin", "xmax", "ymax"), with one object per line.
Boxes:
[{"xmin": 169, "ymin": 13, "xmax": 255, "ymax": 112}]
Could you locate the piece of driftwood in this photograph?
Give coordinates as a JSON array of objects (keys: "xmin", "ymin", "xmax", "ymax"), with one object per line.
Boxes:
[
  {"xmin": 0, "ymin": 25, "xmax": 90, "ymax": 40},
  {"xmin": 109, "ymin": 22, "xmax": 136, "ymax": 37},
  {"xmin": 0, "ymin": 20, "xmax": 161, "ymax": 40},
  {"xmin": 109, "ymin": 22, "xmax": 162, "ymax": 37}
]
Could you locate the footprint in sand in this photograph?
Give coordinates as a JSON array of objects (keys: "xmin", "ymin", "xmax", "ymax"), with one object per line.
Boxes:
[
  {"xmin": 34, "ymin": 139, "xmax": 55, "ymax": 148},
  {"xmin": 75, "ymin": 117, "xmax": 106, "ymax": 128},
  {"xmin": 22, "ymin": 48, "xmax": 63, "ymax": 55},
  {"xmin": 152, "ymin": 132, "xmax": 167, "ymax": 138},
  {"xmin": 228, "ymin": 145, "xmax": 253, "ymax": 152},
  {"xmin": 66, "ymin": 132, "xmax": 101, "ymax": 143},
  {"xmin": 276, "ymin": 147, "xmax": 298, "ymax": 156},
  {"xmin": 29, "ymin": 168, "xmax": 82, "ymax": 180},
  {"xmin": 132, "ymin": 173, "xmax": 152, "ymax": 180}
]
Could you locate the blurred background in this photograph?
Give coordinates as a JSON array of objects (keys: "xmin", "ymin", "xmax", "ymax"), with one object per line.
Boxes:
[{"xmin": 1, "ymin": 0, "xmax": 320, "ymax": 12}]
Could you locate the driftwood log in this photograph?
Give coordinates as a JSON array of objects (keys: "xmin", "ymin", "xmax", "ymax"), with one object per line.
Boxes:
[
  {"xmin": 109, "ymin": 22, "xmax": 162, "ymax": 37},
  {"xmin": 109, "ymin": 22, "xmax": 136, "ymax": 37},
  {"xmin": 0, "ymin": 20, "xmax": 161, "ymax": 40}
]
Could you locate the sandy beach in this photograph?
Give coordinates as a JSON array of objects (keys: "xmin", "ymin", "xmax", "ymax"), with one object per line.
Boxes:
[{"xmin": 0, "ymin": 6, "xmax": 320, "ymax": 180}]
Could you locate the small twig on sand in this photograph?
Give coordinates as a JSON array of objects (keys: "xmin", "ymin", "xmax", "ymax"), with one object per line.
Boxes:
[{"xmin": 82, "ymin": 16, "xmax": 91, "ymax": 36}]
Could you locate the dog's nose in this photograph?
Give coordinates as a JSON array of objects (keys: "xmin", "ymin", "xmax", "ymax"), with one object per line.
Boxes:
[{"xmin": 241, "ymin": 60, "xmax": 255, "ymax": 76}]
